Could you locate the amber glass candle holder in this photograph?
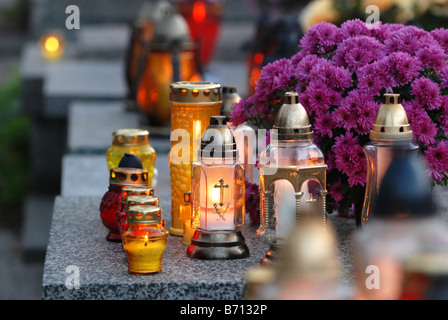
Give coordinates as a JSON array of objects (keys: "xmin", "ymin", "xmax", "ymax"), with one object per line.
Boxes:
[
  {"xmin": 136, "ymin": 11, "xmax": 202, "ymax": 125},
  {"xmin": 106, "ymin": 129, "xmax": 157, "ymax": 186},
  {"xmin": 122, "ymin": 205, "xmax": 169, "ymax": 275},
  {"xmin": 168, "ymin": 81, "xmax": 222, "ymax": 236},
  {"xmin": 99, "ymin": 168, "xmax": 149, "ymax": 242}
]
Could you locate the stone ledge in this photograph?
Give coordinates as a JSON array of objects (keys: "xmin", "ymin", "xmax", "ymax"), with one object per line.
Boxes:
[{"xmin": 41, "ymin": 195, "xmax": 356, "ymax": 300}]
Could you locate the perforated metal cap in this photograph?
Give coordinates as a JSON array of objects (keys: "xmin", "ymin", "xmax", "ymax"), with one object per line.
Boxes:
[
  {"xmin": 370, "ymin": 93, "xmax": 413, "ymax": 141},
  {"xmin": 272, "ymin": 92, "xmax": 313, "ymax": 141},
  {"xmin": 127, "ymin": 205, "xmax": 162, "ymax": 224},
  {"xmin": 199, "ymin": 116, "xmax": 238, "ymax": 158},
  {"xmin": 169, "ymin": 81, "xmax": 222, "ymax": 103}
]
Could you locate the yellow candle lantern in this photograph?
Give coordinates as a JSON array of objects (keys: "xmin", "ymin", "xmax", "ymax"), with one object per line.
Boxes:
[
  {"xmin": 122, "ymin": 205, "xmax": 168, "ymax": 275},
  {"xmin": 168, "ymin": 81, "xmax": 222, "ymax": 236},
  {"xmin": 106, "ymin": 129, "xmax": 157, "ymax": 186}
]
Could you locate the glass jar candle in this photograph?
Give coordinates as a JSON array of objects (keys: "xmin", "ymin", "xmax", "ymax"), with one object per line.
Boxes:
[
  {"xmin": 168, "ymin": 81, "xmax": 222, "ymax": 236},
  {"xmin": 106, "ymin": 129, "xmax": 157, "ymax": 186},
  {"xmin": 136, "ymin": 11, "xmax": 202, "ymax": 126},
  {"xmin": 187, "ymin": 115, "xmax": 249, "ymax": 260},
  {"xmin": 256, "ymin": 92, "xmax": 328, "ymax": 265},
  {"xmin": 122, "ymin": 205, "xmax": 169, "ymax": 275},
  {"xmin": 361, "ymin": 93, "xmax": 419, "ymax": 228},
  {"xmin": 99, "ymin": 168, "xmax": 149, "ymax": 242}
]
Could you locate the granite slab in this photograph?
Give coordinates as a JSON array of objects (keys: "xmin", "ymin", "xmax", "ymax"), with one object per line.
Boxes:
[
  {"xmin": 67, "ymin": 101, "xmax": 139, "ymax": 154},
  {"xmin": 43, "ymin": 60, "xmax": 127, "ymax": 118},
  {"xmin": 41, "ymin": 195, "xmax": 356, "ymax": 300}
]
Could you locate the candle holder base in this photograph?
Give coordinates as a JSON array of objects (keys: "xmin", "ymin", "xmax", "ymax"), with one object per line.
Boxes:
[
  {"xmin": 187, "ymin": 230, "xmax": 250, "ymax": 260},
  {"xmin": 169, "ymin": 226, "xmax": 184, "ymax": 237},
  {"xmin": 106, "ymin": 231, "xmax": 122, "ymax": 242},
  {"xmin": 260, "ymin": 244, "xmax": 281, "ymax": 266}
]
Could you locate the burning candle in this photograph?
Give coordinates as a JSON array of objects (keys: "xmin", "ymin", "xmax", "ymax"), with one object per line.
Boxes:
[{"xmin": 122, "ymin": 205, "xmax": 168, "ymax": 275}]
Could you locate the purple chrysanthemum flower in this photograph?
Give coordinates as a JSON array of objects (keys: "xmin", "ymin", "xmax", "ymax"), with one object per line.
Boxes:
[
  {"xmin": 299, "ymin": 22, "xmax": 341, "ymax": 56},
  {"xmin": 340, "ymin": 19, "xmax": 372, "ymax": 38},
  {"xmin": 334, "ymin": 36, "xmax": 385, "ymax": 70},
  {"xmin": 431, "ymin": 28, "xmax": 448, "ymax": 53},
  {"xmin": 411, "ymin": 76, "xmax": 442, "ymax": 110},
  {"xmin": 425, "ymin": 141, "xmax": 448, "ymax": 182}
]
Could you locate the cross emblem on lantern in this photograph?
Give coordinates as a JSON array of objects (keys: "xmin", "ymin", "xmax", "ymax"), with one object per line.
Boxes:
[
  {"xmin": 213, "ymin": 178, "xmax": 229, "ymax": 207},
  {"xmin": 305, "ymin": 193, "xmax": 318, "ymax": 216}
]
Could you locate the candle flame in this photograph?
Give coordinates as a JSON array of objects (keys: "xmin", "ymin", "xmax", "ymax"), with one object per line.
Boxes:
[
  {"xmin": 193, "ymin": 1, "xmax": 206, "ymax": 23},
  {"xmin": 144, "ymin": 234, "xmax": 148, "ymax": 246}
]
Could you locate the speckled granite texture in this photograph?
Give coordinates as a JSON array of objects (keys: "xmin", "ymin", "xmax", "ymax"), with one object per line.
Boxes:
[{"xmin": 42, "ymin": 195, "xmax": 356, "ymax": 300}]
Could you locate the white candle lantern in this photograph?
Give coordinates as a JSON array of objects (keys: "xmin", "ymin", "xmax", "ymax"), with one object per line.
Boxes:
[{"xmin": 187, "ymin": 115, "xmax": 249, "ymax": 260}]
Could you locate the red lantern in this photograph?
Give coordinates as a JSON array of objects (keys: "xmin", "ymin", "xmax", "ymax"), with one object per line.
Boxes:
[{"xmin": 175, "ymin": 0, "xmax": 224, "ymax": 66}]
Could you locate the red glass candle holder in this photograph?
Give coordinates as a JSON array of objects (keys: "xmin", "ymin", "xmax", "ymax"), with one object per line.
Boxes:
[{"xmin": 99, "ymin": 168, "xmax": 149, "ymax": 242}]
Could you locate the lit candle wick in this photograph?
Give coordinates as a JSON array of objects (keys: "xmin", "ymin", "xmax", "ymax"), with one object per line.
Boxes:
[{"xmin": 144, "ymin": 234, "xmax": 148, "ymax": 247}]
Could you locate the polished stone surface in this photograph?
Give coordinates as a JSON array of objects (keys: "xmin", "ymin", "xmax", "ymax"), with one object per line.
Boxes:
[{"xmin": 41, "ymin": 195, "xmax": 356, "ymax": 300}]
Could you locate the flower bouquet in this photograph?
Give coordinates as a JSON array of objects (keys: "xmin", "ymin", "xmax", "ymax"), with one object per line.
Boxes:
[{"xmin": 231, "ymin": 20, "xmax": 448, "ymax": 217}]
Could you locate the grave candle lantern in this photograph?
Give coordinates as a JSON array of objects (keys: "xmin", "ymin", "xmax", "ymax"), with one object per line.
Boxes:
[
  {"xmin": 125, "ymin": 0, "xmax": 173, "ymax": 108},
  {"xmin": 168, "ymin": 81, "xmax": 222, "ymax": 236},
  {"xmin": 136, "ymin": 10, "xmax": 202, "ymax": 126},
  {"xmin": 187, "ymin": 115, "xmax": 249, "ymax": 260},
  {"xmin": 99, "ymin": 168, "xmax": 149, "ymax": 242},
  {"xmin": 106, "ymin": 129, "xmax": 157, "ymax": 186},
  {"xmin": 122, "ymin": 205, "xmax": 168, "ymax": 275},
  {"xmin": 175, "ymin": 0, "xmax": 224, "ymax": 66},
  {"xmin": 361, "ymin": 93, "xmax": 419, "ymax": 228},
  {"xmin": 256, "ymin": 92, "xmax": 327, "ymax": 265}
]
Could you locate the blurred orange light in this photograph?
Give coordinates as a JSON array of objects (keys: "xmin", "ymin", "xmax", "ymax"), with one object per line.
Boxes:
[{"xmin": 193, "ymin": 1, "xmax": 206, "ymax": 23}]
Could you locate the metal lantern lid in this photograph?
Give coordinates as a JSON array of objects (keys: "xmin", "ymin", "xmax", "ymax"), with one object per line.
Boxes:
[
  {"xmin": 112, "ymin": 129, "xmax": 150, "ymax": 147},
  {"xmin": 127, "ymin": 205, "xmax": 162, "ymax": 224},
  {"xmin": 169, "ymin": 81, "xmax": 222, "ymax": 103},
  {"xmin": 199, "ymin": 116, "xmax": 238, "ymax": 158},
  {"xmin": 272, "ymin": 92, "xmax": 313, "ymax": 141},
  {"xmin": 109, "ymin": 168, "xmax": 148, "ymax": 186},
  {"xmin": 121, "ymin": 185, "xmax": 155, "ymax": 197},
  {"xmin": 149, "ymin": 10, "xmax": 194, "ymax": 51},
  {"xmin": 373, "ymin": 154, "xmax": 437, "ymax": 219},
  {"xmin": 221, "ymin": 86, "xmax": 241, "ymax": 118},
  {"xmin": 134, "ymin": 0, "xmax": 173, "ymax": 27},
  {"xmin": 126, "ymin": 195, "xmax": 159, "ymax": 207},
  {"xmin": 118, "ymin": 153, "xmax": 143, "ymax": 169},
  {"xmin": 370, "ymin": 93, "xmax": 413, "ymax": 141}
]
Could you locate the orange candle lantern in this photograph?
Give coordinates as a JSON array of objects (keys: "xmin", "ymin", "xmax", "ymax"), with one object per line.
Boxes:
[
  {"xmin": 99, "ymin": 168, "xmax": 149, "ymax": 242},
  {"xmin": 122, "ymin": 205, "xmax": 168, "ymax": 275},
  {"xmin": 125, "ymin": 0, "xmax": 173, "ymax": 108},
  {"xmin": 136, "ymin": 10, "xmax": 202, "ymax": 126},
  {"xmin": 168, "ymin": 81, "xmax": 222, "ymax": 236},
  {"xmin": 106, "ymin": 129, "xmax": 157, "ymax": 186}
]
